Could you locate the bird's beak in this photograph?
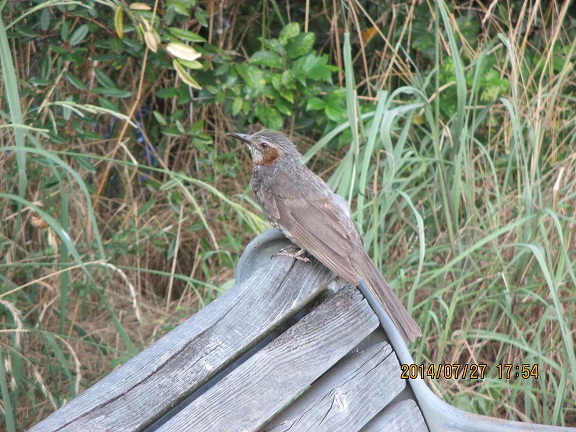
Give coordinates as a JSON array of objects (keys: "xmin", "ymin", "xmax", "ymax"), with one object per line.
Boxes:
[{"xmin": 228, "ymin": 132, "xmax": 252, "ymax": 145}]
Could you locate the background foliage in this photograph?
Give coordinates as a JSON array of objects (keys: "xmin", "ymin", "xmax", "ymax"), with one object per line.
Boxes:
[{"xmin": 1, "ymin": 0, "xmax": 575, "ymax": 429}]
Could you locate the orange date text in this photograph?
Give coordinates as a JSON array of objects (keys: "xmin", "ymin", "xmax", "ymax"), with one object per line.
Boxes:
[{"xmin": 400, "ymin": 363, "xmax": 487, "ymax": 380}]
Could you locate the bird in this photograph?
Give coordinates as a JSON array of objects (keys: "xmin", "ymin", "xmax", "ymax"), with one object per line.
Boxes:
[{"xmin": 229, "ymin": 129, "xmax": 422, "ymax": 342}]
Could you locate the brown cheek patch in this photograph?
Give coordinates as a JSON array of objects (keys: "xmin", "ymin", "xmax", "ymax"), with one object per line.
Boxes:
[{"xmin": 260, "ymin": 147, "xmax": 280, "ymax": 165}]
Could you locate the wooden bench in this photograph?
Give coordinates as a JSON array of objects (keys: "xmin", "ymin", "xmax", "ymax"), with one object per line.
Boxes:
[{"xmin": 30, "ymin": 230, "xmax": 574, "ymax": 432}]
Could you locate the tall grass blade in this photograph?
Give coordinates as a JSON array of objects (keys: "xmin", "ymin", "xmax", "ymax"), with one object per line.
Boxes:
[
  {"xmin": 356, "ymin": 91, "xmax": 387, "ymax": 232},
  {"xmin": 0, "ymin": 15, "xmax": 26, "ymax": 199},
  {"xmin": 0, "ymin": 347, "xmax": 16, "ymax": 432},
  {"xmin": 341, "ymin": 31, "xmax": 359, "ymax": 205}
]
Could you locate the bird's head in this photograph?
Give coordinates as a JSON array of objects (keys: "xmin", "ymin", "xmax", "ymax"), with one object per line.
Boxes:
[{"xmin": 228, "ymin": 129, "xmax": 301, "ymax": 166}]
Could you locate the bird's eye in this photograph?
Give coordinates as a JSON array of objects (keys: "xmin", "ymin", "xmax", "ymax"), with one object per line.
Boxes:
[{"xmin": 260, "ymin": 142, "xmax": 269, "ymax": 148}]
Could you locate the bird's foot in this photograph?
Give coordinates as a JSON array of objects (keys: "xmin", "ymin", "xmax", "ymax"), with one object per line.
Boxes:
[{"xmin": 276, "ymin": 245, "xmax": 310, "ymax": 262}]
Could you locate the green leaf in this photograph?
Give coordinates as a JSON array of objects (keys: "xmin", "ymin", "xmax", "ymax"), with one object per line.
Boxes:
[
  {"xmin": 153, "ymin": 110, "xmax": 167, "ymax": 125},
  {"xmin": 74, "ymin": 154, "xmax": 97, "ymax": 173},
  {"xmin": 77, "ymin": 130, "xmax": 102, "ymax": 140},
  {"xmin": 281, "ymin": 70, "xmax": 296, "ymax": 89},
  {"xmin": 156, "ymin": 88, "xmax": 181, "ymax": 98},
  {"xmin": 122, "ymin": 37, "xmax": 143, "ymax": 51},
  {"xmin": 94, "ymin": 88, "xmax": 132, "ymax": 98},
  {"xmin": 307, "ymin": 54, "xmax": 336, "ymax": 82},
  {"xmin": 325, "ymin": 89, "xmax": 345, "ymax": 107},
  {"xmin": 167, "ymin": 0, "xmax": 197, "ymax": 16},
  {"xmin": 279, "ymin": 23, "xmax": 300, "ymax": 45},
  {"xmin": 91, "ymin": 53, "xmax": 121, "ymax": 62},
  {"xmin": 40, "ymin": 7, "xmax": 51, "ymax": 32},
  {"xmin": 231, "ymin": 97, "xmax": 243, "ymax": 116},
  {"xmin": 189, "ymin": 221, "xmax": 205, "ymax": 232},
  {"xmin": 173, "ymin": 59, "xmax": 202, "ymax": 89},
  {"xmin": 163, "ymin": 126, "xmax": 184, "ymax": 137},
  {"xmin": 50, "ymin": 44, "xmax": 69, "ymax": 55},
  {"xmin": 279, "ymin": 89, "xmax": 294, "ymax": 103},
  {"xmin": 236, "ymin": 65, "xmax": 265, "ymax": 93},
  {"xmin": 60, "ymin": 21, "xmax": 70, "ymax": 41},
  {"xmin": 62, "ymin": 96, "xmax": 73, "ymax": 120},
  {"xmin": 190, "ymin": 119, "xmax": 205, "ymax": 133},
  {"xmin": 325, "ymin": 104, "xmax": 344, "ymax": 122},
  {"xmin": 164, "ymin": 6, "xmax": 176, "ymax": 25},
  {"xmin": 291, "ymin": 53, "xmax": 326, "ymax": 85},
  {"xmin": 260, "ymin": 38, "xmax": 283, "ymax": 54},
  {"xmin": 47, "ymin": 132, "xmax": 67, "ymax": 144},
  {"xmin": 177, "ymin": 59, "xmax": 203, "ymax": 69},
  {"xmin": 172, "ymin": 109, "xmax": 186, "ymax": 121},
  {"xmin": 69, "ymin": 24, "xmax": 89, "ymax": 46},
  {"xmin": 40, "ymin": 52, "xmax": 52, "ymax": 80},
  {"xmin": 275, "ymin": 97, "xmax": 292, "ymax": 115},
  {"xmin": 168, "ymin": 191, "xmax": 182, "ymax": 213},
  {"xmin": 138, "ymin": 198, "xmax": 157, "ymax": 217},
  {"xmin": 306, "ymin": 97, "xmax": 325, "ymax": 111},
  {"xmin": 93, "ymin": 68, "xmax": 115, "ymax": 88},
  {"xmin": 98, "ymin": 97, "xmax": 120, "ymax": 112},
  {"xmin": 175, "ymin": 120, "xmax": 186, "ymax": 134},
  {"xmin": 30, "ymin": 78, "xmax": 51, "ymax": 86},
  {"xmin": 250, "ymin": 50, "xmax": 283, "ymax": 69},
  {"xmin": 285, "ymin": 32, "xmax": 315, "ymax": 59},
  {"xmin": 255, "ymin": 103, "xmax": 283, "ymax": 130},
  {"xmin": 291, "ymin": 56, "xmax": 308, "ymax": 85},
  {"xmin": 64, "ymin": 72, "xmax": 87, "ymax": 90},
  {"xmin": 271, "ymin": 73, "xmax": 282, "ymax": 91},
  {"xmin": 195, "ymin": 8, "xmax": 208, "ymax": 26},
  {"xmin": 167, "ymin": 27, "xmax": 206, "ymax": 42},
  {"xmin": 16, "ymin": 26, "xmax": 39, "ymax": 38}
]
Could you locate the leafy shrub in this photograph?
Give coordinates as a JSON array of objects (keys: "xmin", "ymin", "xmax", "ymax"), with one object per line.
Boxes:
[{"xmin": 197, "ymin": 22, "xmax": 344, "ymax": 132}]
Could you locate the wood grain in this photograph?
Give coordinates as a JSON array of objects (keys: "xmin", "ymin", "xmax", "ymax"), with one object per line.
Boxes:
[
  {"xmin": 30, "ymin": 254, "xmax": 334, "ymax": 432},
  {"xmin": 155, "ymin": 286, "xmax": 380, "ymax": 432},
  {"xmin": 363, "ymin": 398, "xmax": 428, "ymax": 431},
  {"xmin": 263, "ymin": 339, "xmax": 406, "ymax": 431}
]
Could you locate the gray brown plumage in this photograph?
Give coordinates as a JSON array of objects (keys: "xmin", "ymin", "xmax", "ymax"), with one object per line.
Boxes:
[{"xmin": 229, "ymin": 129, "xmax": 421, "ymax": 342}]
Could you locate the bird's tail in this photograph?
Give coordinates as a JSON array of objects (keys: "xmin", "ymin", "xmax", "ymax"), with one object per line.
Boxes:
[{"xmin": 351, "ymin": 250, "xmax": 421, "ymax": 342}]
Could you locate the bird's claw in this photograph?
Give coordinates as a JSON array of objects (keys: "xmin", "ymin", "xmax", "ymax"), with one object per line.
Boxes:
[{"xmin": 276, "ymin": 246, "xmax": 310, "ymax": 262}]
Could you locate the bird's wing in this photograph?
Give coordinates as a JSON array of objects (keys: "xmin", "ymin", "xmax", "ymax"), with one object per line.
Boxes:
[
  {"xmin": 274, "ymin": 195, "xmax": 361, "ymax": 285},
  {"xmin": 259, "ymin": 187, "xmax": 281, "ymax": 220}
]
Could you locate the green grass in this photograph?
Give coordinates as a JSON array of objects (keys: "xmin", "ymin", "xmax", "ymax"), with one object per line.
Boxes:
[{"xmin": 0, "ymin": 0, "xmax": 575, "ymax": 429}]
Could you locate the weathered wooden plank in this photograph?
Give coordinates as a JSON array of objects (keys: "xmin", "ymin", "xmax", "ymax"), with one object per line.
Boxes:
[
  {"xmin": 155, "ymin": 286, "xmax": 380, "ymax": 432},
  {"xmin": 363, "ymin": 398, "xmax": 428, "ymax": 431},
  {"xmin": 31, "ymin": 254, "xmax": 334, "ymax": 432},
  {"xmin": 262, "ymin": 339, "xmax": 406, "ymax": 431}
]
